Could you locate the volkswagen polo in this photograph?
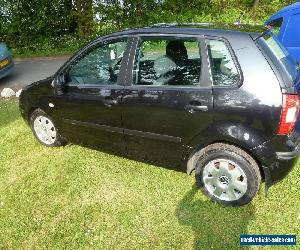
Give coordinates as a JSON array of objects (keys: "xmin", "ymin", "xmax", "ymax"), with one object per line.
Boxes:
[{"xmin": 19, "ymin": 23, "xmax": 300, "ymax": 206}]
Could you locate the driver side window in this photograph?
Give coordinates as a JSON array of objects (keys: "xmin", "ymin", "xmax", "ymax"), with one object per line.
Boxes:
[{"xmin": 67, "ymin": 39, "xmax": 127, "ymax": 85}]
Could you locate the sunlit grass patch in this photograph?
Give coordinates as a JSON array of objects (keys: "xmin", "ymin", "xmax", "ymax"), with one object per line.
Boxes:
[{"xmin": 0, "ymin": 100, "xmax": 299, "ymax": 249}]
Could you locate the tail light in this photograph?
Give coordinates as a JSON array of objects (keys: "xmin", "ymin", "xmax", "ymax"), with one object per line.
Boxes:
[{"xmin": 277, "ymin": 94, "xmax": 299, "ymax": 135}]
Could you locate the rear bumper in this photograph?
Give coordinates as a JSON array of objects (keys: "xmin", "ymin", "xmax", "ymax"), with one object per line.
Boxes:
[
  {"xmin": 276, "ymin": 143, "xmax": 300, "ymax": 160},
  {"xmin": 251, "ymin": 135, "xmax": 300, "ymax": 186}
]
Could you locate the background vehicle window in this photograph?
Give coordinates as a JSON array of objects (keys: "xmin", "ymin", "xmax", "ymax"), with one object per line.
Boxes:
[
  {"xmin": 68, "ymin": 40, "xmax": 127, "ymax": 85},
  {"xmin": 133, "ymin": 38, "xmax": 201, "ymax": 86},
  {"xmin": 267, "ymin": 17, "xmax": 283, "ymax": 37},
  {"xmin": 207, "ymin": 40, "xmax": 240, "ymax": 86}
]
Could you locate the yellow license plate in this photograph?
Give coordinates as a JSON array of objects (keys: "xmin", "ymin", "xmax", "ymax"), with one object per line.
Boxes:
[{"xmin": 0, "ymin": 59, "xmax": 9, "ymax": 68}]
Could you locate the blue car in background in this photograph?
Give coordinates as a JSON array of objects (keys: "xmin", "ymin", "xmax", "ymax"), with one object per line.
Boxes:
[
  {"xmin": 265, "ymin": 2, "xmax": 300, "ymax": 132},
  {"xmin": 265, "ymin": 2, "xmax": 300, "ymax": 63},
  {"xmin": 0, "ymin": 43, "xmax": 14, "ymax": 79}
]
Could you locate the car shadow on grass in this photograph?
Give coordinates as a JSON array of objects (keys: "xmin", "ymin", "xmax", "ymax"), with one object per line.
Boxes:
[
  {"xmin": 74, "ymin": 142, "xmax": 186, "ymax": 174},
  {"xmin": 176, "ymin": 185, "xmax": 255, "ymax": 249}
]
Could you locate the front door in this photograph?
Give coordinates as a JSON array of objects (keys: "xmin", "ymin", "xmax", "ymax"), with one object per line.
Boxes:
[
  {"xmin": 121, "ymin": 36, "xmax": 213, "ymax": 166},
  {"xmin": 53, "ymin": 38, "xmax": 130, "ymax": 153}
]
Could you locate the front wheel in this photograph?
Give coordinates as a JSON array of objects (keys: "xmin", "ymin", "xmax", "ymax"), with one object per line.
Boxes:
[
  {"xmin": 195, "ymin": 143, "xmax": 261, "ymax": 206},
  {"xmin": 30, "ymin": 109, "xmax": 65, "ymax": 147}
]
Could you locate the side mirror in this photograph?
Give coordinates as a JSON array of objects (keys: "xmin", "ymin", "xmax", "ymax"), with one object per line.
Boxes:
[
  {"xmin": 52, "ymin": 72, "xmax": 66, "ymax": 95},
  {"xmin": 297, "ymin": 61, "xmax": 300, "ymax": 70}
]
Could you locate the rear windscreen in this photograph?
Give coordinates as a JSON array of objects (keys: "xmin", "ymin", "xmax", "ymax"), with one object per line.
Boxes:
[{"xmin": 257, "ymin": 33, "xmax": 298, "ymax": 86}]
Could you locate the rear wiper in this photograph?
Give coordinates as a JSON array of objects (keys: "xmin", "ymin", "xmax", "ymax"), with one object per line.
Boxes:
[{"xmin": 253, "ymin": 29, "xmax": 271, "ymax": 41}]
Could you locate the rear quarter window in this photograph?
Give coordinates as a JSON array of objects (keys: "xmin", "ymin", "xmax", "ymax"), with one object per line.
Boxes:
[{"xmin": 207, "ymin": 39, "xmax": 241, "ymax": 87}]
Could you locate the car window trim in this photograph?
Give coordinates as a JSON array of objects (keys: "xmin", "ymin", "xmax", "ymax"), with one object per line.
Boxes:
[
  {"xmin": 65, "ymin": 83, "xmax": 126, "ymax": 89},
  {"xmin": 56, "ymin": 35, "xmax": 134, "ymax": 88},
  {"xmin": 122, "ymin": 85, "xmax": 212, "ymax": 91},
  {"xmin": 204, "ymin": 35, "xmax": 244, "ymax": 89},
  {"xmin": 124, "ymin": 33, "xmax": 213, "ymax": 88}
]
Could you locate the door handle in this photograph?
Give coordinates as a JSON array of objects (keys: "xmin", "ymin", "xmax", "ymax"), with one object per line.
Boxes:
[{"xmin": 185, "ymin": 104, "xmax": 208, "ymax": 112}]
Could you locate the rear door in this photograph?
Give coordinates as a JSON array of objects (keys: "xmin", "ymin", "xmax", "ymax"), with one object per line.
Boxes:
[{"xmin": 121, "ymin": 35, "xmax": 214, "ymax": 166}]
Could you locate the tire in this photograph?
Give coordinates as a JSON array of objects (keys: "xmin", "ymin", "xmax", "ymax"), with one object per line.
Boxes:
[
  {"xmin": 30, "ymin": 109, "xmax": 65, "ymax": 147},
  {"xmin": 195, "ymin": 143, "xmax": 261, "ymax": 206}
]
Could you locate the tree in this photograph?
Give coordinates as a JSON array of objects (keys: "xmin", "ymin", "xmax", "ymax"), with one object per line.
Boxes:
[
  {"xmin": 0, "ymin": 0, "xmax": 296, "ymax": 55},
  {"xmin": 252, "ymin": 0, "xmax": 260, "ymax": 9},
  {"xmin": 251, "ymin": 0, "xmax": 260, "ymax": 24},
  {"xmin": 76, "ymin": 0, "xmax": 94, "ymax": 38}
]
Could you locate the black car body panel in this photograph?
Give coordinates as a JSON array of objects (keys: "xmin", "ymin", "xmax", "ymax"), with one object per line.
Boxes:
[{"xmin": 19, "ymin": 24, "xmax": 300, "ymax": 189}]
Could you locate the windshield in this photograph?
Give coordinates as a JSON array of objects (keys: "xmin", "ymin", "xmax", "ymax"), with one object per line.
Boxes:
[{"xmin": 258, "ymin": 32, "xmax": 298, "ymax": 86}]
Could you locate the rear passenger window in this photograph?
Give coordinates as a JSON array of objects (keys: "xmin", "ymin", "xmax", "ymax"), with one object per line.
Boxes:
[
  {"xmin": 133, "ymin": 38, "xmax": 202, "ymax": 86},
  {"xmin": 207, "ymin": 40, "xmax": 240, "ymax": 86}
]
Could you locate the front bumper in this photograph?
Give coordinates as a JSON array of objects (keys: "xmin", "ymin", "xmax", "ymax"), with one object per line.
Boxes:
[
  {"xmin": 0, "ymin": 57, "xmax": 14, "ymax": 79},
  {"xmin": 19, "ymin": 90, "xmax": 28, "ymax": 122}
]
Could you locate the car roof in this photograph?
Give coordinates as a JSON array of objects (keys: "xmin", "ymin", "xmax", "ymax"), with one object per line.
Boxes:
[
  {"xmin": 265, "ymin": 3, "xmax": 300, "ymax": 24},
  {"xmin": 99, "ymin": 23, "xmax": 266, "ymax": 40}
]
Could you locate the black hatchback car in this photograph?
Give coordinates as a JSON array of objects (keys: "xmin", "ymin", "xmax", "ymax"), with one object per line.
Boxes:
[{"xmin": 19, "ymin": 23, "xmax": 300, "ymax": 206}]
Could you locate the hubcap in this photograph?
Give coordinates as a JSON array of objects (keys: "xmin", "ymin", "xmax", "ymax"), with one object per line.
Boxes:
[
  {"xmin": 202, "ymin": 159, "xmax": 248, "ymax": 201},
  {"xmin": 219, "ymin": 175, "xmax": 230, "ymax": 185},
  {"xmin": 33, "ymin": 115, "xmax": 57, "ymax": 145}
]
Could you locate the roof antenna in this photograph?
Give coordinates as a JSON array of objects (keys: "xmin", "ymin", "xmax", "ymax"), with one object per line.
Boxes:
[{"xmin": 234, "ymin": 11, "xmax": 246, "ymax": 26}]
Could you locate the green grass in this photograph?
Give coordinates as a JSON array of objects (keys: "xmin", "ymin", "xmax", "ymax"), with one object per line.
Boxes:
[{"xmin": 0, "ymin": 99, "xmax": 299, "ymax": 249}]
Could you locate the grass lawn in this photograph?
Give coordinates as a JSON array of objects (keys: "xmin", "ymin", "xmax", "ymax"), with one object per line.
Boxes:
[{"xmin": 0, "ymin": 99, "xmax": 299, "ymax": 249}]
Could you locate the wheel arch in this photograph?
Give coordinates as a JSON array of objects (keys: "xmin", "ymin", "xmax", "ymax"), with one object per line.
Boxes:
[
  {"xmin": 185, "ymin": 140, "xmax": 265, "ymax": 182},
  {"xmin": 183, "ymin": 121, "xmax": 270, "ymax": 179},
  {"xmin": 28, "ymin": 106, "xmax": 40, "ymax": 122}
]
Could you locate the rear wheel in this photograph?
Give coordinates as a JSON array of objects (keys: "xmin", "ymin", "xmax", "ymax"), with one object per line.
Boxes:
[
  {"xmin": 30, "ymin": 109, "xmax": 65, "ymax": 147},
  {"xmin": 195, "ymin": 143, "xmax": 261, "ymax": 206}
]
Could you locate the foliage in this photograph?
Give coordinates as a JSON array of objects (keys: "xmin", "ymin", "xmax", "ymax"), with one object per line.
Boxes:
[
  {"xmin": 8, "ymin": 35, "xmax": 89, "ymax": 58},
  {"xmin": 0, "ymin": 0, "xmax": 296, "ymax": 57},
  {"xmin": 0, "ymin": 99, "xmax": 299, "ymax": 249}
]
